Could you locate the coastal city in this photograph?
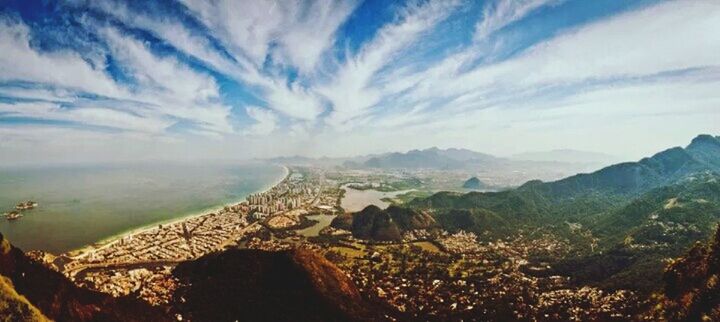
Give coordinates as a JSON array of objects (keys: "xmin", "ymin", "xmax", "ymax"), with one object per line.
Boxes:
[
  {"xmin": 39, "ymin": 167, "xmax": 332, "ymax": 303},
  {"xmin": 14, "ymin": 165, "xmax": 642, "ymax": 319}
]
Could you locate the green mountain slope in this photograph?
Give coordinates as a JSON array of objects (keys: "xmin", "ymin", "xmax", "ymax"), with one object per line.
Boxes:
[
  {"xmin": 550, "ymin": 172, "xmax": 720, "ymax": 293},
  {"xmin": 686, "ymin": 134, "xmax": 720, "ymax": 169},
  {"xmin": 404, "ymin": 134, "xmax": 720, "ymax": 292},
  {"xmin": 410, "ymin": 135, "xmax": 720, "ymax": 227}
]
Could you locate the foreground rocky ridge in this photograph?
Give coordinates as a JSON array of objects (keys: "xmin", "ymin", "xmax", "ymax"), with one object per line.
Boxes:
[
  {"xmin": 0, "ymin": 233, "xmax": 169, "ymax": 322},
  {"xmin": 1, "ymin": 232, "xmax": 377, "ymax": 322},
  {"xmin": 650, "ymin": 225, "xmax": 720, "ymax": 321},
  {"xmin": 170, "ymin": 248, "xmax": 377, "ymax": 322}
]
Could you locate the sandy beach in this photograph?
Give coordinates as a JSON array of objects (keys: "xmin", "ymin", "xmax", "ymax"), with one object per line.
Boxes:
[{"xmin": 65, "ymin": 165, "xmax": 290, "ymax": 258}]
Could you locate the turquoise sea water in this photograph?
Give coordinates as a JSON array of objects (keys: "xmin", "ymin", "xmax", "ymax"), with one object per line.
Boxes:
[{"xmin": 0, "ymin": 161, "xmax": 285, "ymax": 253}]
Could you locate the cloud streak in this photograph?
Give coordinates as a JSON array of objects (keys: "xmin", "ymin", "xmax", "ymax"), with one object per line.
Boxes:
[{"xmin": 0, "ymin": 0, "xmax": 719, "ymax": 164}]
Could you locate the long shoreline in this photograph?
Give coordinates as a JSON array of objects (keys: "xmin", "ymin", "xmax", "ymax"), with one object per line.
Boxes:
[{"xmin": 65, "ymin": 164, "xmax": 290, "ymax": 258}]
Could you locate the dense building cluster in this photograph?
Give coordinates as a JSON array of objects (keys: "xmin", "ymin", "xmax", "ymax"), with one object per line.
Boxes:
[
  {"xmin": 330, "ymin": 233, "xmax": 639, "ymax": 320},
  {"xmin": 76, "ymin": 266, "xmax": 177, "ymax": 305},
  {"xmin": 247, "ymin": 172, "xmax": 320, "ymax": 217},
  {"xmin": 62, "ymin": 207, "xmax": 250, "ymax": 276}
]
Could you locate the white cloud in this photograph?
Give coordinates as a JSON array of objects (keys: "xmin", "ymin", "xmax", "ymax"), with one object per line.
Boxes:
[
  {"xmin": 395, "ymin": 1, "xmax": 720, "ymax": 113},
  {"xmin": 180, "ymin": 0, "xmax": 357, "ymax": 73},
  {"xmin": 244, "ymin": 106, "xmax": 278, "ymax": 136},
  {"xmin": 0, "ymin": 86, "xmax": 76, "ymax": 103},
  {"xmin": 0, "ymin": 17, "xmax": 124, "ymax": 98},
  {"xmin": 0, "ymin": 16, "xmax": 234, "ymax": 137},
  {"xmin": 97, "ymin": 26, "xmax": 233, "ymax": 133},
  {"xmin": 475, "ymin": 0, "xmax": 561, "ymax": 41},
  {"xmin": 0, "ymin": 101, "xmax": 172, "ymax": 133},
  {"xmin": 83, "ymin": 0, "xmax": 247, "ymax": 81},
  {"xmin": 318, "ymin": 0, "xmax": 461, "ymax": 128},
  {"xmin": 2, "ymin": 0, "xmax": 719, "ymax": 163},
  {"xmin": 263, "ymin": 82, "xmax": 325, "ymax": 121},
  {"xmin": 93, "ymin": 0, "xmax": 330, "ymax": 122}
]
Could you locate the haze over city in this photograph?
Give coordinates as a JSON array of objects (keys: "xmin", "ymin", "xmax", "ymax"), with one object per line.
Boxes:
[{"xmin": 1, "ymin": 0, "xmax": 718, "ymax": 165}]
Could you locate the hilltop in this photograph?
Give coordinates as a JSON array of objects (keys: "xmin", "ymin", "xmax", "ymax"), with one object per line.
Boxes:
[
  {"xmin": 362, "ymin": 147, "xmax": 499, "ymax": 170},
  {"xmin": 331, "ymin": 205, "xmax": 438, "ymax": 241},
  {"xmin": 171, "ymin": 248, "xmax": 377, "ymax": 322}
]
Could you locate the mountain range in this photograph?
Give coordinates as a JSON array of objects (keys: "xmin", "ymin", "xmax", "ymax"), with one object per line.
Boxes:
[
  {"xmin": 402, "ymin": 134, "xmax": 720, "ymax": 292},
  {"xmin": 268, "ymin": 147, "xmax": 610, "ymax": 173},
  {"xmin": 361, "ymin": 147, "xmax": 499, "ymax": 169}
]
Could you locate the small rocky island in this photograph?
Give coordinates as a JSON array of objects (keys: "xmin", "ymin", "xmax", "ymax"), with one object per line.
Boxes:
[
  {"xmin": 15, "ymin": 200, "xmax": 38, "ymax": 210},
  {"xmin": 4, "ymin": 200, "xmax": 38, "ymax": 220}
]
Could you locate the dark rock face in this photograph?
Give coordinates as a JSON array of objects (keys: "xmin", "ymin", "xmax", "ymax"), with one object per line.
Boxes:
[
  {"xmin": 350, "ymin": 205, "xmax": 401, "ymax": 241},
  {"xmin": 171, "ymin": 248, "xmax": 377, "ymax": 322},
  {"xmin": 333, "ymin": 205, "xmax": 437, "ymax": 241},
  {"xmin": 0, "ymin": 233, "xmax": 170, "ymax": 322},
  {"xmin": 330, "ymin": 213, "xmax": 354, "ymax": 231}
]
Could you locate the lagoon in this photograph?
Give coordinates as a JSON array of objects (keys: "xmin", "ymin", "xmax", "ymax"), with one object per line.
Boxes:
[{"xmin": 340, "ymin": 183, "xmax": 415, "ymax": 212}]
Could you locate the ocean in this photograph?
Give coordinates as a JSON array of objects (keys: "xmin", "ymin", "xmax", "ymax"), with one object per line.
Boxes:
[{"xmin": 0, "ymin": 161, "xmax": 285, "ymax": 253}]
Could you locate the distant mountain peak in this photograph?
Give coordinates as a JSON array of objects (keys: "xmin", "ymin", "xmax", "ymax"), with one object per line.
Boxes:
[
  {"xmin": 689, "ymin": 134, "xmax": 720, "ymax": 147},
  {"xmin": 686, "ymin": 133, "xmax": 720, "ymax": 169}
]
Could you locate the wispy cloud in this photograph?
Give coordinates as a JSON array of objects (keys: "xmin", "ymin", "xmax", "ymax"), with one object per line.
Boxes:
[
  {"xmin": 318, "ymin": 0, "xmax": 461, "ymax": 128},
  {"xmin": 244, "ymin": 106, "xmax": 278, "ymax": 136},
  {"xmin": 180, "ymin": 0, "xmax": 358, "ymax": 74},
  {"xmin": 0, "ymin": 0, "xmax": 719, "ymax": 163},
  {"xmin": 0, "ymin": 18, "xmax": 123, "ymax": 97},
  {"xmin": 475, "ymin": 0, "xmax": 561, "ymax": 41}
]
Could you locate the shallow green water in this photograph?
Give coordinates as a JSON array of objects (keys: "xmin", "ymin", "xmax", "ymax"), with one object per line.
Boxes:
[{"xmin": 0, "ymin": 161, "xmax": 284, "ymax": 253}]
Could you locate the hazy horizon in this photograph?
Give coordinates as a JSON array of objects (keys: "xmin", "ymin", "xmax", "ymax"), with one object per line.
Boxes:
[{"xmin": 1, "ymin": 0, "xmax": 719, "ymax": 166}]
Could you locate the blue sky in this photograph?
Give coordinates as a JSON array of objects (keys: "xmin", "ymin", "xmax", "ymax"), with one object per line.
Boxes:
[{"xmin": 0, "ymin": 0, "xmax": 718, "ymax": 164}]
